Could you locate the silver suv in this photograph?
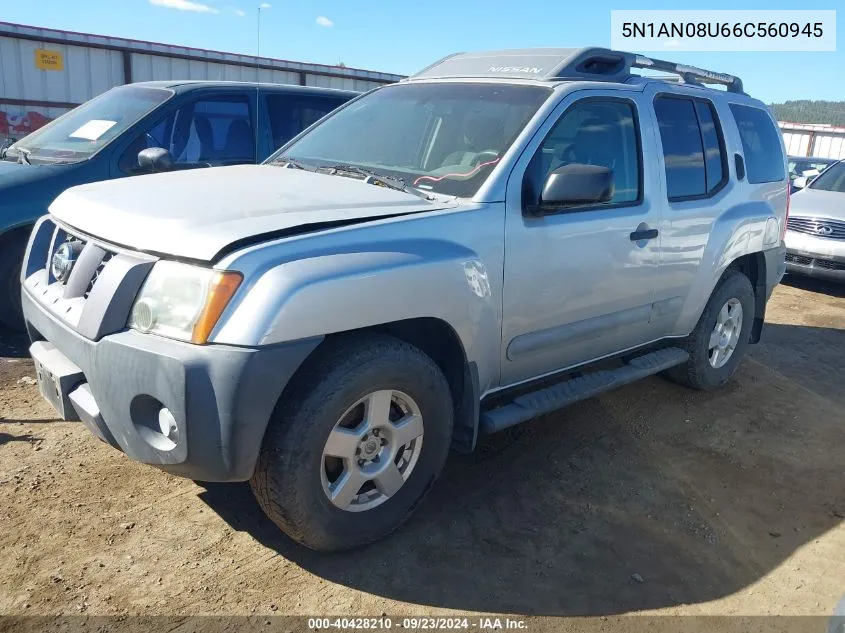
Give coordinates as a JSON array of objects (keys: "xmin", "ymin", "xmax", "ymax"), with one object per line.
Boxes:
[{"xmin": 21, "ymin": 48, "xmax": 788, "ymax": 551}]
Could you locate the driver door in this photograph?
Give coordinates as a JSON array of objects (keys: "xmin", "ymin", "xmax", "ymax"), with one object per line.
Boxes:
[{"xmin": 500, "ymin": 90, "xmax": 662, "ymax": 386}]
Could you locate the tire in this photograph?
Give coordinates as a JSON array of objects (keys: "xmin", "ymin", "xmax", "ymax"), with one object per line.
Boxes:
[
  {"xmin": 0, "ymin": 233, "xmax": 27, "ymax": 331},
  {"xmin": 666, "ymin": 269, "xmax": 755, "ymax": 391},
  {"xmin": 250, "ymin": 333, "xmax": 453, "ymax": 552}
]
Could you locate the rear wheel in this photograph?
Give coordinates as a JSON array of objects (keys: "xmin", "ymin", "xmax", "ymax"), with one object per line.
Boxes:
[
  {"xmin": 666, "ymin": 270, "xmax": 755, "ymax": 391},
  {"xmin": 0, "ymin": 233, "xmax": 27, "ymax": 331},
  {"xmin": 250, "ymin": 333, "xmax": 453, "ymax": 551}
]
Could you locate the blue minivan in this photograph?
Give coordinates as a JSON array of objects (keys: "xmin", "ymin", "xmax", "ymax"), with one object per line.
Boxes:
[{"xmin": 0, "ymin": 81, "xmax": 357, "ymax": 328}]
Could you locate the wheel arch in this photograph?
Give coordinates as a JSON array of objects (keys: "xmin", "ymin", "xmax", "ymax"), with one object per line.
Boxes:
[
  {"xmin": 274, "ymin": 318, "xmax": 481, "ymax": 455},
  {"xmin": 726, "ymin": 251, "xmax": 767, "ymax": 344}
]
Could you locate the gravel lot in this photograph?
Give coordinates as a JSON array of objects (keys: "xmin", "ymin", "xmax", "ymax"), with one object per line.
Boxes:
[{"xmin": 1, "ymin": 276, "xmax": 843, "ymax": 618}]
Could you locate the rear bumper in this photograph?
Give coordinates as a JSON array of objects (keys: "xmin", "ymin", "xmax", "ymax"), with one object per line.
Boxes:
[{"xmin": 23, "ymin": 287, "xmax": 321, "ymax": 482}]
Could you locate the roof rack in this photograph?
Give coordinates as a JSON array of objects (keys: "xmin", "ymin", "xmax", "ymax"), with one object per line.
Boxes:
[
  {"xmin": 405, "ymin": 48, "xmax": 744, "ymax": 94},
  {"xmin": 631, "ymin": 54, "xmax": 744, "ymax": 94}
]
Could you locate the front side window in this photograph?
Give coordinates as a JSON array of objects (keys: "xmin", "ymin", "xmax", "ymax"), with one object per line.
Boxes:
[
  {"xmin": 272, "ymin": 83, "xmax": 551, "ymax": 197},
  {"xmin": 120, "ymin": 95, "xmax": 254, "ymax": 172},
  {"xmin": 729, "ymin": 103, "xmax": 785, "ymax": 184},
  {"xmin": 523, "ymin": 99, "xmax": 641, "ymax": 208},
  {"xmin": 808, "ymin": 161, "xmax": 845, "ymax": 193},
  {"xmin": 7, "ymin": 85, "xmax": 172, "ymax": 163}
]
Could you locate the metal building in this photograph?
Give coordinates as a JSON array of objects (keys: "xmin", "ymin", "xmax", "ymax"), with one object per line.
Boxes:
[
  {"xmin": 779, "ymin": 121, "xmax": 845, "ymax": 160},
  {"xmin": 0, "ymin": 21, "xmax": 403, "ymax": 142}
]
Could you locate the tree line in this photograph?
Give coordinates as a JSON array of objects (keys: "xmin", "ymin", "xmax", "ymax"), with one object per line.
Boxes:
[{"xmin": 768, "ymin": 100, "xmax": 845, "ymax": 126}]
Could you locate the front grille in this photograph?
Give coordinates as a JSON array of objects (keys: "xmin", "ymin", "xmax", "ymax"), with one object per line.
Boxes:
[
  {"xmin": 787, "ymin": 216, "xmax": 845, "ymax": 240},
  {"xmin": 83, "ymin": 252, "xmax": 114, "ymax": 298},
  {"xmin": 786, "ymin": 253, "xmax": 845, "ymax": 271},
  {"xmin": 815, "ymin": 258, "xmax": 845, "ymax": 271},
  {"xmin": 786, "ymin": 253, "xmax": 813, "ymax": 266}
]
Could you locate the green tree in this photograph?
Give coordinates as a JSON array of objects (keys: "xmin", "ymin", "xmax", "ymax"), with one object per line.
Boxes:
[{"xmin": 768, "ymin": 100, "xmax": 845, "ymax": 126}]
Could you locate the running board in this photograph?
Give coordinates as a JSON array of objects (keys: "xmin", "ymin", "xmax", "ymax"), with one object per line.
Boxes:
[{"xmin": 480, "ymin": 347, "xmax": 689, "ymax": 434}]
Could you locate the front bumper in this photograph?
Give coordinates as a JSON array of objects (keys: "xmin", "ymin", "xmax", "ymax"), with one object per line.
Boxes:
[
  {"xmin": 22, "ymin": 272, "xmax": 320, "ymax": 483},
  {"xmin": 784, "ymin": 230, "xmax": 845, "ymax": 282}
]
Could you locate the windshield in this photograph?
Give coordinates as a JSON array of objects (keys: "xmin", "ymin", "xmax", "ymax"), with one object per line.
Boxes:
[
  {"xmin": 7, "ymin": 85, "xmax": 172, "ymax": 162},
  {"xmin": 272, "ymin": 82, "xmax": 552, "ymax": 197},
  {"xmin": 808, "ymin": 161, "xmax": 845, "ymax": 193},
  {"xmin": 789, "ymin": 158, "xmax": 832, "ymax": 179}
]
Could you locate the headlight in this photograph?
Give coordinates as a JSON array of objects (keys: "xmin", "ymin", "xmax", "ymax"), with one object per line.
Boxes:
[{"xmin": 128, "ymin": 261, "xmax": 242, "ymax": 344}]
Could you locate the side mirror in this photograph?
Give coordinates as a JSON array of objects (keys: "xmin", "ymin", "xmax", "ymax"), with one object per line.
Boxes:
[
  {"xmin": 138, "ymin": 147, "xmax": 174, "ymax": 173},
  {"xmin": 537, "ymin": 164, "xmax": 613, "ymax": 213},
  {"xmin": 792, "ymin": 176, "xmax": 808, "ymax": 191}
]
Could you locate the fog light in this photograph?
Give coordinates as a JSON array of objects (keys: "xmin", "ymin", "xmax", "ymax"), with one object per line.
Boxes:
[
  {"xmin": 158, "ymin": 407, "xmax": 178, "ymax": 441},
  {"xmin": 131, "ymin": 298, "xmax": 157, "ymax": 332}
]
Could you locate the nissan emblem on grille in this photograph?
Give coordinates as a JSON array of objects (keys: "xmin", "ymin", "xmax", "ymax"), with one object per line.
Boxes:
[{"xmin": 51, "ymin": 240, "xmax": 84, "ymax": 283}]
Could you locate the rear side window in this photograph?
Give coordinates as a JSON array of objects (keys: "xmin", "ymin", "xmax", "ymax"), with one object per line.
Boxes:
[
  {"xmin": 265, "ymin": 94, "xmax": 349, "ymax": 151},
  {"xmin": 654, "ymin": 96, "xmax": 726, "ymax": 201},
  {"xmin": 729, "ymin": 104, "xmax": 785, "ymax": 184}
]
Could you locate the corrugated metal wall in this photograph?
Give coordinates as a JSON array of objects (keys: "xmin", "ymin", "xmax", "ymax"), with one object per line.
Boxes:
[
  {"xmin": 0, "ymin": 21, "xmax": 402, "ymax": 142},
  {"xmin": 0, "ymin": 35, "xmax": 125, "ymax": 104},
  {"xmin": 780, "ymin": 122, "xmax": 845, "ymax": 160},
  {"xmin": 129, "ymin": 53, "xmax": 386, "ymax": 92}
]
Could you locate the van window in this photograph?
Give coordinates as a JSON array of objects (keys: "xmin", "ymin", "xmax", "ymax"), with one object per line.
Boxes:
[
  {"xmin": 525, "ymin": 99, "xmax": 641, "ymax": 207},
  {"xmin": 729, "ymin": 104, "xmax": 785, "ymax": 184},
  {"xmin": 265, "ymin": 94, "xmax": 349, "ymax": 151},
  {"xmin": 9, "ymin": 85, "xmax": 171, "ymax": 162},
  {"xmin": 119, "ymin": 95, "xmax": 253, "ymax": 172}
]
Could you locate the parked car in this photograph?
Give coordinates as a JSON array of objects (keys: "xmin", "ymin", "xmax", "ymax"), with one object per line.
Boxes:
[
  {"xmin": 21, "ymin": 48, "xmax": 787, "ymax": 551},
  {"xmin": 0, "ymin": 81, "xmax": 356, "ymax": 329},
  {"xmin": 784, "ymin": 159, "xmax": 845, "ymax": 281},
  {"xmin": 788, "ymin": 155, "xmax": 838, "ymax": 191}
]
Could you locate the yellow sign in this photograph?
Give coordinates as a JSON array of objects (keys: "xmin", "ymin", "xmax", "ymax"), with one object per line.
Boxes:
[{"xmin": 35, "ymin": 49, "xmax": 64, "ymax": 71}]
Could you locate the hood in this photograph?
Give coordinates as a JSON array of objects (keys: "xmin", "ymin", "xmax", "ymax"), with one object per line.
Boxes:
[
  {"xmin": 789, "ymin": 187, "xmax": 845, "ymax": 221},
  {"xmin": 49, "ymin": 165, "xmax": 456, "ymax": 261},
  {"xmin": 0, "ymin": 159, "xmax": 73, "ymax": 196},
  {"xmin": 0, "ymin": 159, "xmax": 85, "ymax": 232}
]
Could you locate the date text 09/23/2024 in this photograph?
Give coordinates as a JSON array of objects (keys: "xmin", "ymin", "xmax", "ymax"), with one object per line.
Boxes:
[{"xmin": 307, "ymin": 618, "xmax": 528, "ymax": 630}]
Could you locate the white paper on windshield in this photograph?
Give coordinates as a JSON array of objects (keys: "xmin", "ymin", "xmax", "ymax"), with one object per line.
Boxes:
[{"xmin": 68, "ymin": 119, "xmax": 117, "ymax": 141}]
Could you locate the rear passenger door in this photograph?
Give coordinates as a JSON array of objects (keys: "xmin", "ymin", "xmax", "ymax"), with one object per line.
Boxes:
[
  {"xmin": 263, "ymin": 92, "xmax": 350, "ymax": 154},
  {"xmin": 501, "ymin": 90, "xmax": 662, "ymax": 386},
  {"xmin": 645, "ymin": 88, "xmax": 731, "ymax": 337}
]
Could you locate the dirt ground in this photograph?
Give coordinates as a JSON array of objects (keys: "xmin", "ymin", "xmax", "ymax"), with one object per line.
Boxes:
[{"xmin": 0, "ymin": 275, "xmax": 843, "ymax": 619}]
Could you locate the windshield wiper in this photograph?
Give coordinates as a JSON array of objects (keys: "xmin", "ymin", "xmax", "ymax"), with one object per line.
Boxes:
[
  {"xmin": 272, "ymin": 157, "xmax": 314, "ymax": 171},
  {"xmin": 17, "ymin": 147, "xmax": 31, "ymax": 165},
  {"xmin": 320, "ymin": 164, "xmax": 434, "ymax": 200}
]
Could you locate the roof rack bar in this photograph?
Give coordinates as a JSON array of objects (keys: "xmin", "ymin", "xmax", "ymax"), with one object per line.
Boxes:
[{"xmin": 631, "ymin": 54, "xmax": 744, "ymax": 94}]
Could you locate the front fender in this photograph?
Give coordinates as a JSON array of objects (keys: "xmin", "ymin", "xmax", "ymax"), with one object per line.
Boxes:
[{"xmin": 213, "ymin": 238, "xmax": 501, "ymax": 392}]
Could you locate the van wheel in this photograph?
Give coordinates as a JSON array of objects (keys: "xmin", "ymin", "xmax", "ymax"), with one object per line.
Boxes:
[
  {"xmin": 666, "ymin": 269, "xmax": 755, "ymax": 391},
  {"xmin": 0, "ymin": 234, "xmax": 27, "ymax": 331},
  {"xmin": 250, "ymin": 333, "xmax": 453, "ymax": 552}
]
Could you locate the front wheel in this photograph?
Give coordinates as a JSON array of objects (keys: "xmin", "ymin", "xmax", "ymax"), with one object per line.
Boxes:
[
  {"xmin": 666, "ymin": 269, "xmax": 756, "ymax": 391},
  {"xmin": 250, "ymin": 334, "xmax": 453, "ymax": 551}
]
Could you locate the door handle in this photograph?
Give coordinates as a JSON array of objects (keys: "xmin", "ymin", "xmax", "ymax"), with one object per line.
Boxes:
[{"xmin": 630, "ymin": 228, "xmax": 658, "ymax": 241}]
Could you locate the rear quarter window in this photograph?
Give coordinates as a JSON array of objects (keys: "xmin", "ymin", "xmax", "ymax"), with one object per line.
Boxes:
[{"xmin": 729, "ymin": 104, "xmax": 785, "ymax": 184}]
